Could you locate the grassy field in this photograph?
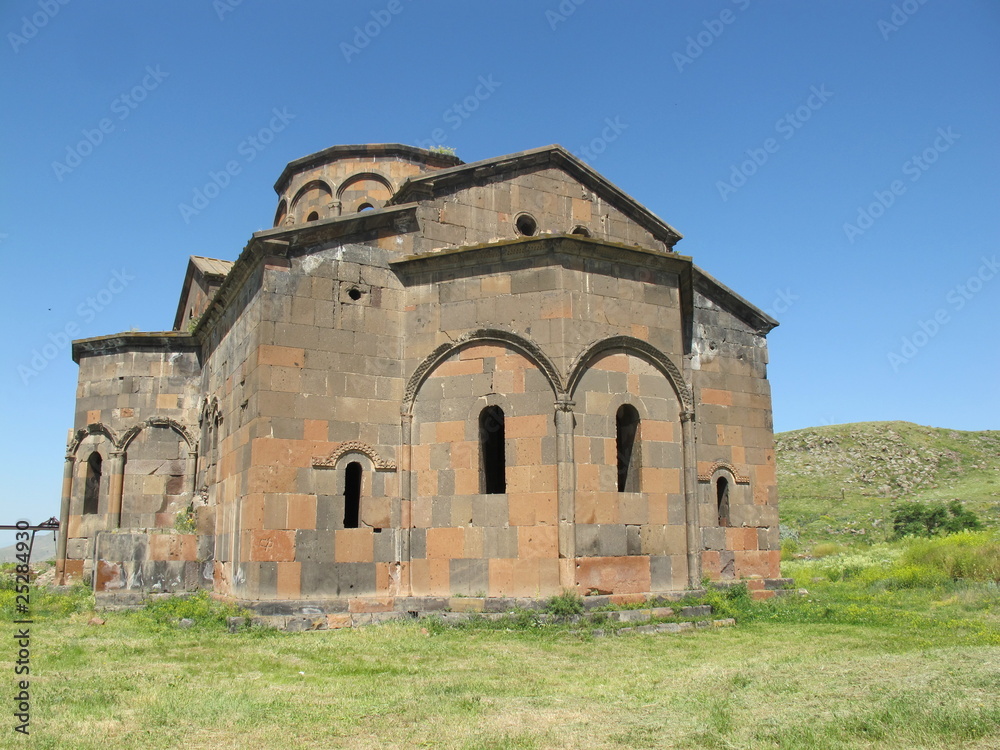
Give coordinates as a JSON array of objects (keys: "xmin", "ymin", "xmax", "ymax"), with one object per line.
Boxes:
[
  {"xmin": 5, "ymin": 532, "xmax": 1000, "ymax": 749},
  {"xmin": 776, "ymin": 422, "xmax": 1000, "ymax": 548}
]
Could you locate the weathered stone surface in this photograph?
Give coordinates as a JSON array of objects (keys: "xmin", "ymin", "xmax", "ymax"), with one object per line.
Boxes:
[{"xmin": 61, "ymin": 142, "xmax": 779, "ymax": 608}]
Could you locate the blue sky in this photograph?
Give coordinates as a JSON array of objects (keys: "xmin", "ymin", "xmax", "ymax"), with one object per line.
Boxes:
[{"xmin": 1, "ymin": 1, "xmax": 997, "ymax": 540}]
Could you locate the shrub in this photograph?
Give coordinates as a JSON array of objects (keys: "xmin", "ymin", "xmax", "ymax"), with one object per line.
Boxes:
[
  {"xmin": 890, "ymin": 500, "xmax": 982, "ymax": 540},
  {"xmin": 901, "ymin": 531, "xmax": 1000, "ymax": 582},
  {"xmin": 133, "ymin": 590, "xmax": 250, "ymax": 630},
  {"xmin": 812, "ymin": 543, "xmax": 845, "ymax": 558},
  {"xmin": 780, "ymin": 538, "xmax": 800, "ymax": 561},
  {"xmin": 545, "ymin": 589, "xmax": 584, "ymax": 617}
]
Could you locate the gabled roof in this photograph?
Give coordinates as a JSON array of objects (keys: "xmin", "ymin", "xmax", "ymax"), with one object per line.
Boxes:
[
  {"xmin": 386, "ymin": 144, "xmax": 684, "ymax": 248},
  {"xmin": 172, "ymin": 255, "xmax": 234, "ymax": 331}
]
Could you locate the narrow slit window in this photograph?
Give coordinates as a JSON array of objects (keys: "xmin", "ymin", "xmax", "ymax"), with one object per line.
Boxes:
[
  {"xmin": 344, "ymin": 461, "xmax": 362, "ymax": 528},
  {"xmin": 717, "ymin": 476, "xmax": 730, "ymax": 527},
  {"xmin": 480, "ymin": 406, "xmax": 506, "ymax": 494},
  {"xmin": 83, "ymin": 452, "xmax": 102, "ymax": 515},
  {"xmin": 616, "ymin": 404, "xmax": 640, "ymax": 492}
]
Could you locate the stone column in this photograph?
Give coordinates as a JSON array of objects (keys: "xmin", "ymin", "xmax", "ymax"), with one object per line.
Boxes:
[
  {"xmin": 681, "ymin": 409, "xmax": 701, "ymax": 589},
  {"xmin": 55, "ymin": 455, "xmax": 75, "ymax": 585},
  {"xmin": 186, "ymin": 450, "xmax": 198, "ymax": 497},
  {"xmin": 399, "ymin": 410, "xmax": 413, "ymax": 597},
  {"xmin": 555, "ymin": 399, "xmax": 576, "ymax": 590},
  {"xmin": 107, "ymin": 451, "xmax": 126, "ymax": 529}
]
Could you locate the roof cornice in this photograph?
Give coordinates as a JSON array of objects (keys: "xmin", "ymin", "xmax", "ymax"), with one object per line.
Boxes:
[{"xmin": 387, "ymin": 144, "xmax": 684, "ymax": 248}]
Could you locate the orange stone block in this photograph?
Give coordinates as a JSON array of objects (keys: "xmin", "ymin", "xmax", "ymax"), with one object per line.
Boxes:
[
  {"xmin": 494, "ymin": 353, "xmax": 531, "ymax": 371},
  {"xmin": 335, "ymin": 528, "xmax": 374, "ymax": 563},
  {"xmin": 593, "ymin": 492, "xmax": 619, "ymax": 525},
  {"xmin": 642, "ymin": 420, "xmax": 676, "ymax": 443},
  {"xmin": 451, "ymin": 440, "xmax": 474, "ymax": 469},
  {"xmin": 303, "ymin": 419, "xmax": 328, "ymax": 441},
  {"xmin": 488, "ymin": 558, "xmax": 514, "ymax": 597},
  {"xmin": 410, "ymin": 558, "xmax": 449, "ymax": 595},
  {"xmin": 725, "ymin": 527, "xmax": 747, "ymax": 551},
  {"xmin": 435, "ymin": 421, "xmax": 466, "ymax": 443},
  {"xmin": 511, "ymin": 558, "xmax": 541, "ymax": 596},
  {"xmin": 433, "ymin": 359, "xmax": 484, "ymax": 377},
  {"xmin": 250, "ymin": 529, "xmax": 295, "ymax": 562},
  {"xmin": 515, "ymin": 436, "xmax": 542, "ymax": 466},
  {"xmin": 86, "ymin": 410, "xmax": 101, "ymax": 425},
  {"xmin": 411, "ymin": 496, "xmax": 432, "ymax": 528},
  {"xmin": 577, "ymin": 464, "xmax": 601, "ymax": 492},
  {"xmin": 286, "ymin": 495, "xmax": 317, "ymax": 530},
  {"xmin": 575, "ymin": 492, "xmax": 597, "ymax": 524},
  {"xmin": 647, "ymin": 494, "xmax": 670, "ymax": 525},
  {"xmin": 592, "ymin": 354, "xmax": 628, "ymax": 372},
  {"xmin": 534, "ymin": 493, "xmax": 558, "ymax": 525},
  {"xmin": 454, "ymin": 468, "xmax": 479, "ymax": 496},
  {"xmin": 507, "ymin": 493, "xmax": 535, "ymax": 526},
  {"xmin": 700, "ymin": 388, "xmax": 733, "ymax": 406},
  {"xmin": 258, "ymin": 344, "xmax": 304, "ymax": 368},
  {"xmin": 505, "ymin": 465, "xmax": 532, "ymax": 494},
  {"xmin": 327, "ymin": 614, "xmax": 352, "ymax": 629},
  {"xmin": 460, "ymin": 344, "xmax": 506, "ymax": 360},
  {"xmin": 702, "ymin": 550, "xmax": 721, "ymax": 578},
  {"xmin": 530, "ymin": 465, "xmax": 557, "ymax": 492},
  {"xmin": 506, "ymin": 414, "xmax": 549, "ymax": 438},
  {"xmin": 417, "ymin": 469, "xmax": 438, "ymax": 497},
  {"xmin": 426, "ymin": 527, "xmax": 464, "ymax": 559},
  {"xmin": 247, "ymin": 464, "xmax": 299, "ymax": 494},
  {"xmin": 349, "ymin": 596, "xmax": 395, "ymax": 613},
  {"xmin": 518, "ymin": 526, "xmax": 558, "ymax": 560},
  {"xmin": 276, "ymin": 562, "xmax": 301, "ymax": 598},
  {"xmin": 575, "ymin": 556, "xmax": 651, "ymax": 595}
]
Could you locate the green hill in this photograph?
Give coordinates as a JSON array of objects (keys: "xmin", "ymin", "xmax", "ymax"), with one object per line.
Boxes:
[{"xmin": 776, "ymin": 421, "xmax": 1000, "ymax": 547}]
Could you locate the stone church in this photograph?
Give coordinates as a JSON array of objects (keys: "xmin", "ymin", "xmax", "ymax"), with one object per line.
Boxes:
[{"xmin": 56, "ymin": 143, "xmax": 781, "ymax": 616}]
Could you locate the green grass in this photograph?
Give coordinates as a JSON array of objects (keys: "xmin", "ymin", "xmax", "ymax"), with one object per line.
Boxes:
[
  {"xmin": 777, "ymin": 421, "xmax": 1000, "ymax": 548},
  {"xmin": 5, "ymin": 536, "xmax": 1000, "ymax": 749}
]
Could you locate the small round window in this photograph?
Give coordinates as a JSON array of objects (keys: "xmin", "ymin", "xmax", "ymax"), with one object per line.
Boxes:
[
  {"xmin": 348, "ymin": 288, "xmax": 362, "ymax": 301},
  {"xmin": 306, "ymin": 211, "xmax": 319, "ymax": 222},
  {"xmin": 571, "ymin": 225, "xmax": 591, "ymax": 237},
  {"xmin": 515, "ymin": 213, "xmax": 537, "ymax": 236}
]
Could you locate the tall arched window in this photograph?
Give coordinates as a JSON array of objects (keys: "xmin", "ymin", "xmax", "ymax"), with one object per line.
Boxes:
[
  {"xmin": 344, "ymin": 462, "xmax": 362, "ymax": 528},
  {"xmin": 479, "ymin": 406, "xmax": 506, "ymax": 494},
  {"xmin": 716, "ymin": 476, "xmax": 730, "ymax": 527},
  {"xmin": 83, "ymin": 452, "xmax": 102, "ymax": 515},
  {"xmin": 616, "ymin": 404, "xmax": 641, "ymax": 492}
]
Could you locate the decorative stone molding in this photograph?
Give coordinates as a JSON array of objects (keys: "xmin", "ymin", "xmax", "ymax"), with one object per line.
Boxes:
[
  {"xmin": 404, "ymin": 328, "xmax": 565, "ymax": 407},
  {"xmin": 120, "ymin": 417, "xmax": 197, "ymax": 452},
  {"xmin": 67, "ymin": 422, "xmax": 119, "ymax": 455},
  {"xmin": 697, "ymin": 461, "xmax": 750, "ymax": 484},
  {"xmin": 312, "ymin": 442, "xmax": 397, "ymax": 471},
  {"xmin": 567, "ymin": 335, "xmax": 693, "ymax": 412}
]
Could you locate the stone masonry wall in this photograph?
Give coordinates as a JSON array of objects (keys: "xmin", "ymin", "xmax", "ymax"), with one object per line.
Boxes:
[{"xmin": 691, "ymin": 289, "xmax": 779, "ymax": 580}]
